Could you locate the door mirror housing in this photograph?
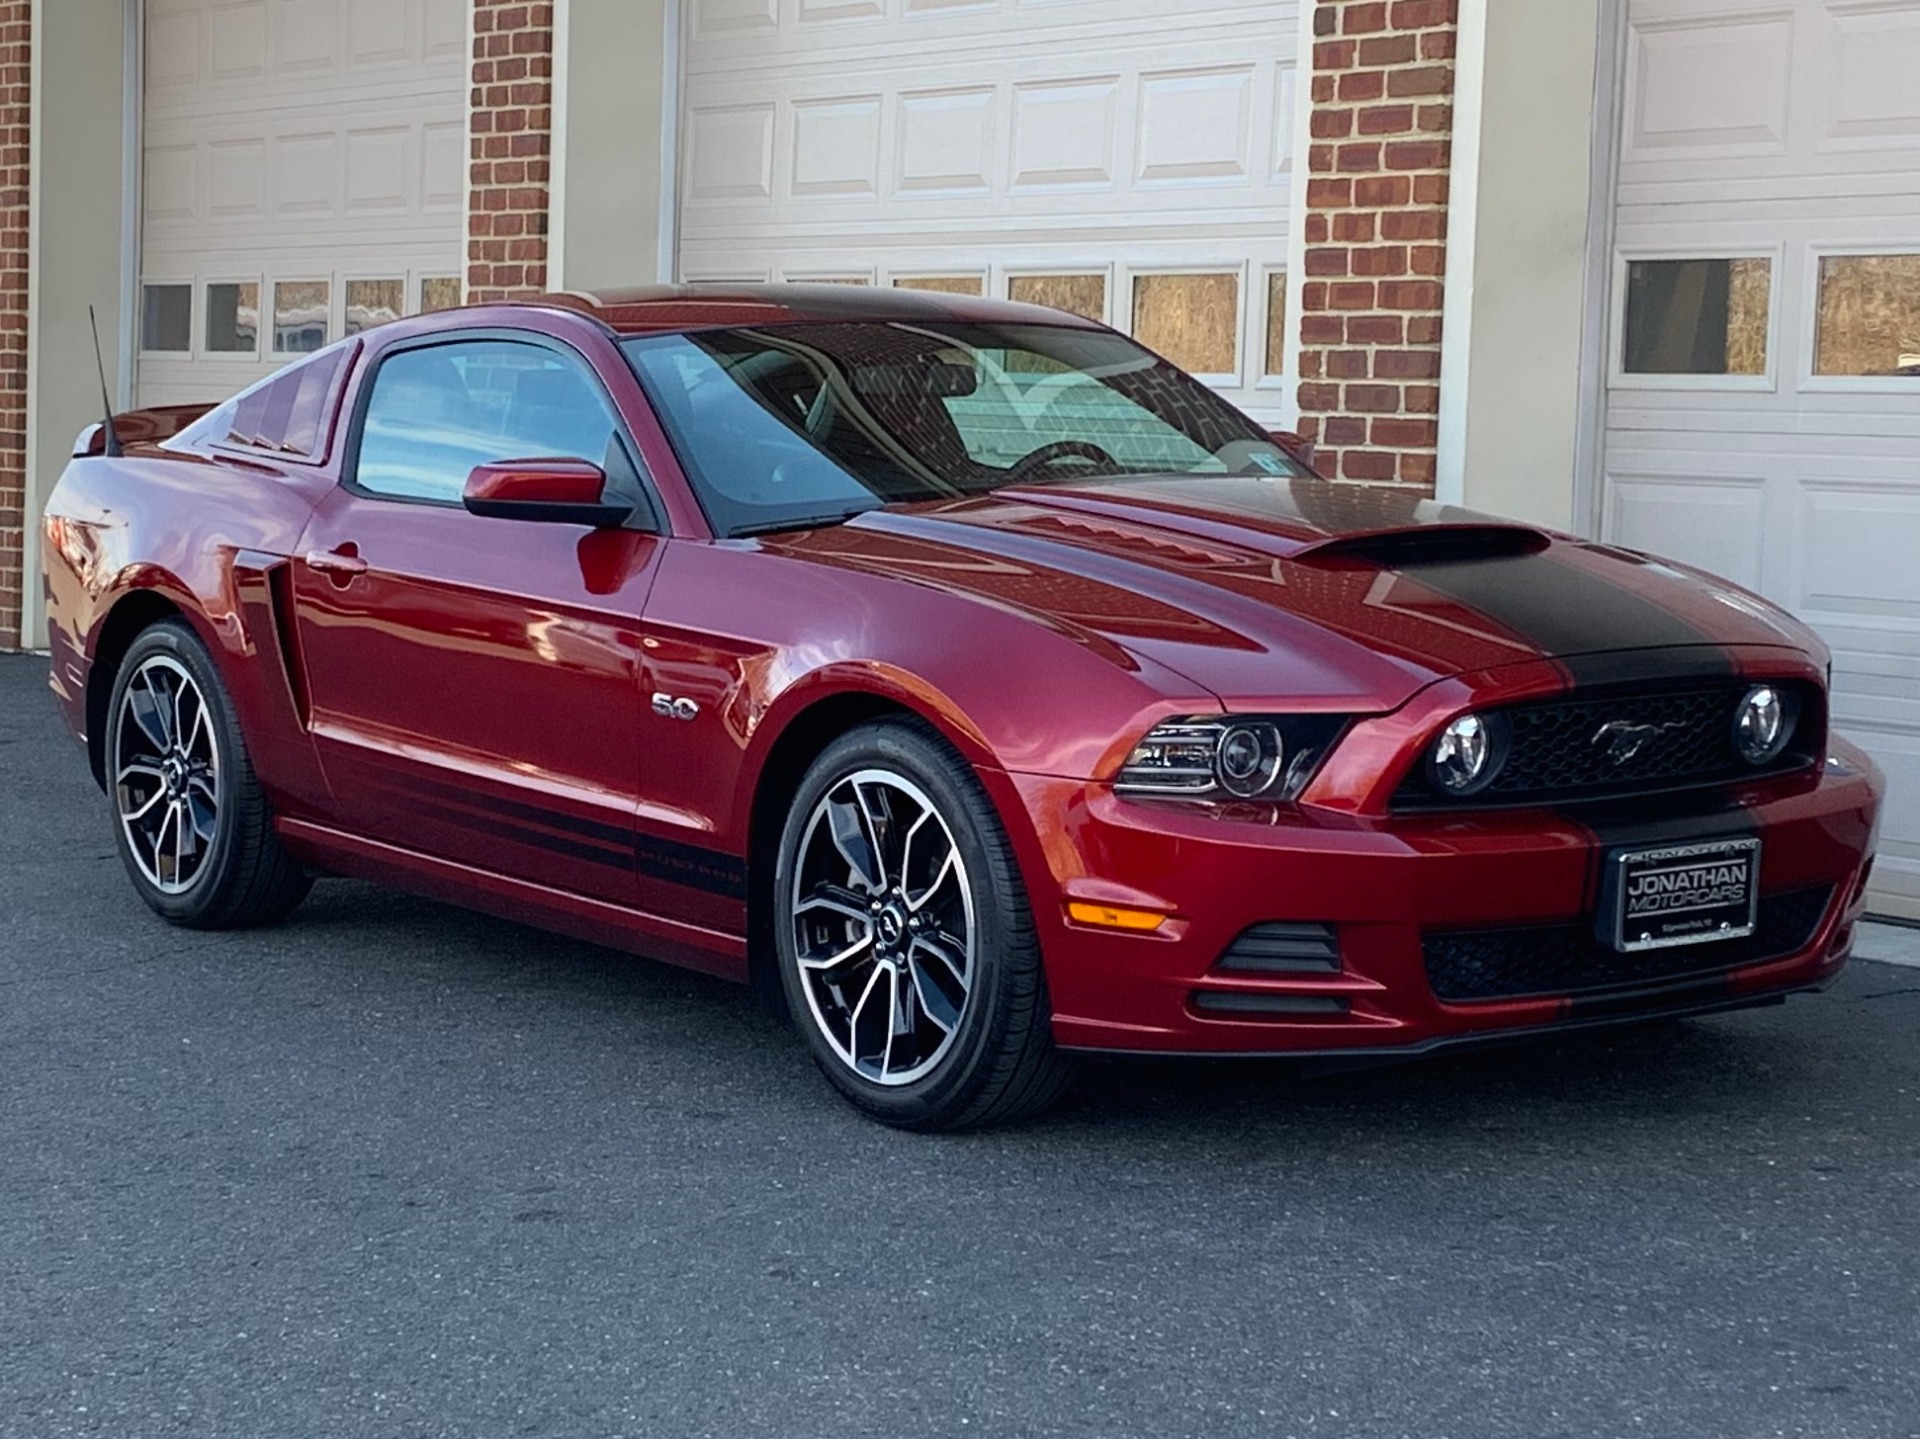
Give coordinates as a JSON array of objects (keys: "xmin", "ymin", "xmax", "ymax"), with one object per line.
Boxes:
[{"xmin": 462, "ymin": 458, "xmax": 634, "ymax": 527}]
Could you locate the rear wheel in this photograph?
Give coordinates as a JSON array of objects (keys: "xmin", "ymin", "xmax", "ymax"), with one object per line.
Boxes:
[
  {"xmin": 106, "ymin": 619, "xmax": 312, "ymax": 928},
  {"xmin": 774, "ymin": 720, "xmax": 1075, "ymax": 1130}
]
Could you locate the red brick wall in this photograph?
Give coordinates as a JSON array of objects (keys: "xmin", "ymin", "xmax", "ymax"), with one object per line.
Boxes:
[
  {"xmin": 1297, "ymin": 0, "xmax": 1456, "ymax": 491},
  {"xmin": 468, "ymin": 1, "xmax": 555, "ymax": 302},
  {"xmin": 0, "ymin": 1, "xmax": 29, "ymax": 648}
]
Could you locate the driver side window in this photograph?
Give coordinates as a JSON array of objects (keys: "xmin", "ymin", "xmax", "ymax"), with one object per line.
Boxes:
[{"xmin": 354, "ymin": 339, "xmax": 620, "ymax": 503}]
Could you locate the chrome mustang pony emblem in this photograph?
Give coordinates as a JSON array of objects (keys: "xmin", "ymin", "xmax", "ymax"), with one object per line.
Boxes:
[{"xmin": 1591, "ymin": 718, "xmax": 1688, "ymax": 767}]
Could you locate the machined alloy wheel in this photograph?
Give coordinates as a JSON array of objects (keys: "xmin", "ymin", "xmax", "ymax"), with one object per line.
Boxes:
[
  {"xmin": 113, "ymin": 654, "xmax": 222, "ymax": 894},
  {"xmin": 790, "ymin": 768, "xmax": 976, "ymax": 1087},
  {"xmin": 774, "ymin": 721, "xmax": 1075, "ymax": 1130},
  {"xmin": 104, "ymin": 618, "xmax": 312, "ymax": 929}
]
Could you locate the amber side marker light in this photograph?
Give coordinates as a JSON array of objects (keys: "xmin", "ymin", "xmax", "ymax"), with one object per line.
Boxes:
[{"xmin": 1067, "ymin": 902, "xmax": 1170, "ymax": 933}]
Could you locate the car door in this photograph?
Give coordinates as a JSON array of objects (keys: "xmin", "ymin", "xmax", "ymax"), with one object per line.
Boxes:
[{"xmin": 290, "ymin": 332, "xmax": 663, "ymax": 905}]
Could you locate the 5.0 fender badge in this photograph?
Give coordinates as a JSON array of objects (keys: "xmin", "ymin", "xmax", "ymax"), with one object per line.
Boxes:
[{"xmin": 652, "ymin": 693, "xmax": 700, "ymax": 722}]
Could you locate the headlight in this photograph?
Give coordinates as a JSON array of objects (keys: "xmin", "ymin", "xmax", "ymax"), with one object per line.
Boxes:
[
  {"xmin": 1428, "ymin": 712, "xmax": 1508, "ymax": 797},
  {"xmin": 1733, "ymin": 684, "xmax": 1796, "ymax": 766},
  {"xmin": 1117, "ymin": 716, "xmax": 1349, "ymax": 802}
]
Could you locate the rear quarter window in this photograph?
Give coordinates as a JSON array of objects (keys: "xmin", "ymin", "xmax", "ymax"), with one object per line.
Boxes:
[{"xmin": 179, "ymin": 342, "xmax": 358, "ymax": 463}]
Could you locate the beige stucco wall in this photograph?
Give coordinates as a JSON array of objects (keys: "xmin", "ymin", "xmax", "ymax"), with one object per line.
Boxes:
[
  {"xmin": 1438, "ymin": 0, "xmax": 1609, "ymax": 530},
  {"xmin": 25, "ymin": 0, "xmax": 131, "ymax": 648},
  {"xmin": 550, "ymin": 0, "xmax": 674, "ymax": 292}
]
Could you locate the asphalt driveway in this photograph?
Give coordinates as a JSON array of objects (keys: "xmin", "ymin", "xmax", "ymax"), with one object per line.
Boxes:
[{"xmin": 2, "ymin": 652, "xmax": 1917, "ymax": 1439}]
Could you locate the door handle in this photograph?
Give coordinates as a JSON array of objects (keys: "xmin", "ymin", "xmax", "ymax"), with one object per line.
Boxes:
[{"xmin": 304, "ymin": 546, "xmax": 368, "ymax": 580}]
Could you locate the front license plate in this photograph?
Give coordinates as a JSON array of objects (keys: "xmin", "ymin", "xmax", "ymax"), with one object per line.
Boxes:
[{"xmin": 1609, "ymin": 838, "xmax": 1761, "ymax": 953}]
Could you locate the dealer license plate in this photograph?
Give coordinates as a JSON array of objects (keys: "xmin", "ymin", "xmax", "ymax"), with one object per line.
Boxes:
[{"xmin": 1608, "ymin": 838, "xmax": 1761, "ymax": 953}]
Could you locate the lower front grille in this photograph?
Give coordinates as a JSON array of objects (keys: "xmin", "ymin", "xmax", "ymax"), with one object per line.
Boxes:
[
  {"xmin": 1216, "ymin": 922, "xmax": 1342, "ymax": 974},
  {"xmin": 1423, "ymin": 886, "xmax": 1833, "ymax": 1004}
]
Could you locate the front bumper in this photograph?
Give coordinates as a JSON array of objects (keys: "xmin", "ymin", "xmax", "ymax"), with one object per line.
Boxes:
[{"xmin": 1007, "ymin": 739, "xmax": 1882, "ymax": 1056}]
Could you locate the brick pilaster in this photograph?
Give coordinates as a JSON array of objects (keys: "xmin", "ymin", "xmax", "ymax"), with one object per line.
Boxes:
[
  {"xmin": 467, "ymin": 1, "xmax": 555, "ymax": 302},
  {"xmin": 1297, "ymin": 0, "xmax": 1456, "ymax": 491},
  {"xmin": 0, "ymin": 0, "xmax": 30, "ymax": 648}
]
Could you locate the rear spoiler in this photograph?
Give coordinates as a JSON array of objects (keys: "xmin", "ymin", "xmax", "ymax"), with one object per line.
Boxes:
[
  {"xmin": 73, "ymin": 403, "xmax": 217, "ymax": 458},
  {"xmin": 1292, "ymin": 523, "xmax": 1552, "ymax": 566}
]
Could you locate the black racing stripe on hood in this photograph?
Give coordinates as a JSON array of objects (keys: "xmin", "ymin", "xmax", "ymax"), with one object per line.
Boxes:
[{"xmin": 1399, "ymin": 549, "xmax": 1738, "ymax": 682}]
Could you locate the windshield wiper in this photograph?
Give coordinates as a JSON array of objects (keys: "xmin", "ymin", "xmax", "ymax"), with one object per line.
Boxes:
[{"xmin": 728, "ymin": 505, "xmax": 883, "ymax": 538}]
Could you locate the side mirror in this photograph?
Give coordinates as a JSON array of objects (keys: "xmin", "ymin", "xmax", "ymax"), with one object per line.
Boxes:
[
  {"xmin": 1268, "ymin": 430, "xmax": 1319, "ymax": 475},
  {"xmin": 463, "ymin": 458, "xmax": 634, "ymax": 527}
]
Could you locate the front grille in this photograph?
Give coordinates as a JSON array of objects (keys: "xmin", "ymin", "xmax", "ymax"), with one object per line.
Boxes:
[
  {"xmin": 1423, "ymin": 886, "xmax": 1833, "ymax": 1004},
  {"xmin": 1394, "ymin": 682, "xmax": 1822, "ymax": 809}
]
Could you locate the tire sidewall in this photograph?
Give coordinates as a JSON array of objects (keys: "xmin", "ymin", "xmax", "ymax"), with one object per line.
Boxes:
[
  {"xmin": 105, "ymin": 620, "xmax": 245, "ymax": 925},
  {"xmin": 774, "ymin": 722, "xmax": 1030, "ymax": 1128}
]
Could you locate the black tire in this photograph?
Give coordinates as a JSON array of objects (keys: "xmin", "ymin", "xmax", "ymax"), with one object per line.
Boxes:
[
  {"xmin": 104, "ymin": 618, "xmax": 313, "ymax": 929},
  {"xmin": 774, "ymin": 719, "xmax": 1076, "ymax": 1131}
]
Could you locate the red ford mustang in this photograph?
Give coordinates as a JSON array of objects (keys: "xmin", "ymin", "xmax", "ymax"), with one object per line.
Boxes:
[{"xmin": 43, "ymin": 286, "xmax": 1883, "ymax": 1129}]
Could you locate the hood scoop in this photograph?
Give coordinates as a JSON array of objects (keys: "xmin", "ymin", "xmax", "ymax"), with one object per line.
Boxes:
[{"xmin": 1293, "ymin": 523, "xmax": 1552, "ymax": 568}]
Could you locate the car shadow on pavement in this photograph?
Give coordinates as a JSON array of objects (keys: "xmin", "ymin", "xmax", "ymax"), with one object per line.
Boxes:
[{"xmin": 281, "ymin": 876, "xmax": 1820, "ymax": 1154}]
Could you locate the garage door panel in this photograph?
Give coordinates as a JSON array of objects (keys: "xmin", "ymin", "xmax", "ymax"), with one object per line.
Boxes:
[
  {"xmin": 800, "ymin": 0, "xmax": 885, "ymax": 22},
  {"xmin": 208, "ymin": 138, "xmax": 267, "ymax": 217},
  {"xmin": 1625, "ymin": 9, "xmax": 1794, "ymax": 159},
  {"xmin": 1010, "ymin": 79, "xmax": 1119, "ymax": 190},
  {"xmin": 345, "ymin": 127, "xmax": 414, "ymax": 214},
  {"xmin": 1822, "ymin": 0, "xmax": 1920, "ymax": 149},
  {"xmin": 147, "ymin": 7, "xmax": 202, "ymax": 88},
  {"xmin": 210, "ymin": 1, "xmax": 270, "ymax": 84},
  {"xmin": 1135, "ymin": 66, "xmax": 1255, "ymax": 186},
  {"xmin": 278, "ymin": 0, "xmax": 342, "ymax": 74},
  {"xmin": 679, "ymin": 0, "xmax": 1298, "ymax": 417},
  {"xmin": 1858, "ymin": 730, "xmax": 1920, "ymax": 918},
  {"xmin": 897, "ymin": 88, "xmax": 995, "ymax": 195},
  {"xmin": 691, "ymin": 0, "xmax": 779, "ymax": 42},
  {"xmin": 422, "ymin": 121, "xmax": 466, "ymax": 211},
  {"xmin": 1794, "ymin": 483, "xmax": 1920, "ymax": 620},
  {"xmin": 347, "ymin": 0, "xmax": 409, "ymax": 65},
  {"xmin": 1607, "ymin": 0, "xmax": 1920, "ymax": 915},
  {"xmin": 423, "ymin": 0, "xmax": 466, "ymax": 58},
  {"xmin": 685, "ymin": 104, "xmax": 778, "ymax": 202},
  {"xmin": 791, "ymin": 96, "xmax": 884, "ymax": 198},
  {"xmin": 139, "ymin": 0, "xmax": 464, "ymax": 407},
  {"xmin": 1605, "ymin": 473, "xmax": 1769, "ymax": 591}
]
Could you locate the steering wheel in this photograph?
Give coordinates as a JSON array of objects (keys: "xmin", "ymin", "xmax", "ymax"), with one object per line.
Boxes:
[{"xmin": 1004, "ymin": 440, "xmax": 1119, "ymax": 484}]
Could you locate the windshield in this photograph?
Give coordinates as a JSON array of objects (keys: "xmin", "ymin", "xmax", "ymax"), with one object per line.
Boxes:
[{"xmin": 620, "ymin": 321, "xmax": 1308, "ymax": 537}]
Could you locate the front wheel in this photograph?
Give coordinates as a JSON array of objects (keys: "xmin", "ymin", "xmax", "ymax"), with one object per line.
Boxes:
[
  {"xmin": 774, "ymin": 721, "xmax": 1075, "ymax": 1131},
  {"xmin": 105, "ymin": 618, "xmax": 313, "ymax": 928}
]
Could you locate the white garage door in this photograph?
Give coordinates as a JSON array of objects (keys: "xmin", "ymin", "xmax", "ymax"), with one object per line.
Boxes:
[
  {"xmin": 675, "ymin": 0, "xmax": 1300, "ymax": 423},
  {"xmin": 137, "ymin": 0, "xmax": 468, "ymax": 408},
  {"xmin": 1601, "ymin": 0, "xmax": 1920, "ymax": 918}
]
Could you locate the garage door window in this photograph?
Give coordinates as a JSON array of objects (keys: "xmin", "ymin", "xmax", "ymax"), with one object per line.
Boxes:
[
  {"xmin": 1132, "ymin": 272, "xmax": 1241, "ymax": 378},
  {"xmin": 1263, "ymin": 270, "xmax": 1290, "ymax": 378},
  {"xmin": 204, "ymin": 283, "xmax": 260, "ymax": 355},
  {"xmin": 892, "ymin": 276, "xmax": 984, "ymax": 296},
  {"xmin": 1008, "ymin": 274, "xmax": 1107, "ymax": 323},
  {"xmin": 1621, "ymin": 257, "xmax": 1771, "ymax": 378},
  {"xmin": 346, "ymin": 280, "xmax": 405, "ymax": 337},
  {"xmin": 1815, "ymin": 254, "xmax": 1920, "ymax": 378},
  {"xmin": 420, "ymin": 278, "xmax": 463, "ymax": 314},
  {"xmin": 274, "ymin": 281, "xmax": 332, "ymax": 355},
  {"xmin": 354, "ymin": 341, "xmax": 620, "ymax": 504},
  {"xmin": 142, "ymin": 285, "xmax": 191, "ymax": 354}
]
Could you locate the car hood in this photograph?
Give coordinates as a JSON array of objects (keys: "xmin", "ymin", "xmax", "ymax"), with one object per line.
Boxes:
[{"xmin": 765, "ymin": 475, "xmax": 1820, "ymax": 712}]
